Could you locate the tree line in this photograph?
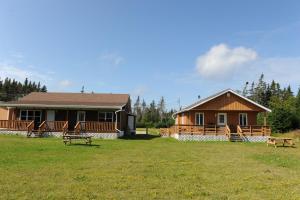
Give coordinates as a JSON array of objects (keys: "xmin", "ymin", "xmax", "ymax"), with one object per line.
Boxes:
[
  {"xmin": 132, "ymin": 96, "xmax": 175, "ymax": 128},
  {"xmin": 0, "ymin": 77, "xmax": 47, "ymax": 102},
  {"xmin": 240, "ymin": 74, "xmax": 300, "ymax": 133}
]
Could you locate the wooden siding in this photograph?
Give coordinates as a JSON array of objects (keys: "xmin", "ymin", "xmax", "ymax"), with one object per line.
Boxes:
[
  {"xmin": 193, "ymin": 92, "xmax": 265, "ymax": 111},
  {"xmin": 0, "ymin": 108, "xmax": 8, "ymax": 120},
  {"xmin": 176, "ymin": 110, "xmax": 259, "ymax": 131}
]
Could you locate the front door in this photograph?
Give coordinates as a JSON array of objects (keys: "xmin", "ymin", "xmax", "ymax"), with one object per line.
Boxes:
[
  {"xmin": 46, "ymin": 110, "xmax": 55, "ymax": 129},
  {"xmin": 46, "ymin": 110, "xmax": 55, "ymax": 121},
  {"xmin": 217, "ymin": 113, "xmax": 227, "ymax": 126}
]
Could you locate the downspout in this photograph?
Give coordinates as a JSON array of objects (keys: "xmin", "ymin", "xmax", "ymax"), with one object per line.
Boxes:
[{"xmin": 115, "ymin": 108, "xmax": 123, "ymax": 133}]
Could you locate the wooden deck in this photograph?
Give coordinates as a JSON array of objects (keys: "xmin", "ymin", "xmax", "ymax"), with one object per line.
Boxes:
[
  {"xmin": 0, "ymin": 120, "xmax": 118, "ymax": 136},
  {"xmin": 160, "ymin": 124, "xmax": 271, "ymax": 137}
]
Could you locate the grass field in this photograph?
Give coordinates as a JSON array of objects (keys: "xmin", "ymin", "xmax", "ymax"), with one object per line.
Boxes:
[{"xmin": 1, "ymin": 134, "xmax": 300, "ymax": 199}]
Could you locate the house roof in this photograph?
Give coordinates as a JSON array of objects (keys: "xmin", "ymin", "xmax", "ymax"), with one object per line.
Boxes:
[
  {"xmin": 0, "ymin": 92, "xmax": 130, "ymax": 109},
  {"xmin": 175, "ymin": 89, "xmax": 271, "ymax": 115}
]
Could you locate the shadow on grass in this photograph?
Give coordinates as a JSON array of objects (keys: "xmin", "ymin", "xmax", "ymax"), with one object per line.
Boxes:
[
  {"xmin": 120, "ymin": 134, "xmax": 161, "ymax": 140},
  {"xmin": 65, "ymin": 143, "xmax": 100, "ymax": 147}
]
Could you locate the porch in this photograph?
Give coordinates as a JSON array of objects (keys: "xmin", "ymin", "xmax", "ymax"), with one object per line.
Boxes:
[
  {"xmin": 0, "ymin": 120, "xmax": 119, "ymax": 138},
  {"xmin": 160, "ymin": 124, "xmax": 271, "ymax": 142}
]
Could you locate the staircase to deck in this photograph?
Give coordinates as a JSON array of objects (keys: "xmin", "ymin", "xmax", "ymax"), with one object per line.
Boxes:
[{"xmin": 229, "ymin": 133, "xmax": 243, "ymax": 142}]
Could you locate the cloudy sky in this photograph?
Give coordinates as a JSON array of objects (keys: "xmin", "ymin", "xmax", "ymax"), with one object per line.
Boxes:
[{"xmin": 0, "ymin": 0, "xmax": 300, "ymax": 109}]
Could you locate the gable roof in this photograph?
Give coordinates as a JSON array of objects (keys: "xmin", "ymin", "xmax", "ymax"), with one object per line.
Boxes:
[
  {"xmin": 175, "ymin": 89, "xmax": 271, "ymax": 115},
  {"xmin": 0, "ymin": 92, "xmax": 130, "ymax": 109}
]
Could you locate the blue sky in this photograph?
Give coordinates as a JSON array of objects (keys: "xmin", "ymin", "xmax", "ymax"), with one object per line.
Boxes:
[{"xmin": 0, "ymin": 0, "xmax": 300, "ymax": 109}]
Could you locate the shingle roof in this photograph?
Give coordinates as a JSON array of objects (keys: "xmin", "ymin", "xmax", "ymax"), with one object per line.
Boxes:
[
  {"xmin": 2, "ymin": 92, "xmax": 130, "ymax": 109},
  {"xmin": 175, "ymin": 88, "xmax": 271, "ymax": 115}
]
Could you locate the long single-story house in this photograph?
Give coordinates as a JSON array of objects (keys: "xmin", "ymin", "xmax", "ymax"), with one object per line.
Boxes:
[
  {"xmin": 160, "ymin": 89, "xmax": 272, "ymax": 142},
  {"xmin": 0, "ymin": 92, "xmax": 135, "ymax": 138}
]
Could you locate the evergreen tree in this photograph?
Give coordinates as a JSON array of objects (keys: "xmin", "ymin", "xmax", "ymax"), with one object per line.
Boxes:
[{"xmin": 0, "ymin": 77, "xmax": 47, "ymax": 101}]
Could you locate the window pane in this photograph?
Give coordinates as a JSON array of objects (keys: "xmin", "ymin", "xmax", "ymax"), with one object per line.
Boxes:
[
  {"xmin": 219, "ymin": 115, "xmax": 224, "ymax": 123},
  {"xmin": 106, "ymin": 112, "xmax": 113, "ymax": 122},
  {"xmin": 28, "ymin": 111, "xmax": 34, "ymax": 117},
  {"xmin": 98, "ymin": 112, "xmax": 106, "ymax": 122},
  {"xmin": 21, "ymin": 110, "xmax": 27, "ymax": 116},
  {"xmin": 196, "ymin": 114, "xmax": 200, "ymax": 125},
  {"xmin": 200, "ymin": 114, "xmax": 203, "ymax": 125},
  {"xmin": 21, "ymin": 115, "xmax": 27, "ymax": 120},
  {"xmin": 28, "ymin": 116, "xmax": 34, "ymax": 120}
]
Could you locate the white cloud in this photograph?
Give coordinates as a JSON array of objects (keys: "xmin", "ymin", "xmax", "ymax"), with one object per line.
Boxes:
[
  {"xmin": 59, "ymin": 80, "xmax": 72, "ymax": 87},
  {"xmin": 99, "ymin": 53, "xmax": 124, "ymax": 66},
  {"xmin": 0, "ymin": 63, "xmax": 49, "ymax": 81},
  {"xmin": 195, "ymin": 44, "xmax": 257, "ymax": 78}
]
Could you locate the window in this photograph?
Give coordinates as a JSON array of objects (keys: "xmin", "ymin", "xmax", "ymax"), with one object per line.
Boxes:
[
  {"xmin": 195, "ymin": 113, "xmax": 204, "ymax": 126},
  {"xmin": 98, "ymin": 112, "xmax": 114, "ymax": 122},
  {"xmin": 217, "ymin": 113, "xmax": 227, "ymax": 126},
  {"xmin": 20, "ymin": 110, "xmax": 42, "ymax": 122},
  {"xmin": 239, "ymin": 113, "xmax": 248, "ymax": 126}
]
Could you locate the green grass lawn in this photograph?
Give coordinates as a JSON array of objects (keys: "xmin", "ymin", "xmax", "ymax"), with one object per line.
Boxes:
[{"xmin": 1, "ymin": 135, "xmax": 300, "ymax": 200}]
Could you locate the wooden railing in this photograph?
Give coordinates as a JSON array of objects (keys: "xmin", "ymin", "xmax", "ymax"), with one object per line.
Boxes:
[
  {"xmin": 160, "ymin": 124, "xmax": 271, "ymax": 137},
  {"xmin": 62, "ymin": 121, "xmax": 68, "ymax": 135},
  {"xmin": 160, "ymin": 125, "xmax": 226, "ymax": 136},
  {"xmin": 225, "ymin": 125, "xmax": 231, "ymax": 139},
  {"xmin": 0, "ymin": 120, "xmax": 33, "ymax": 131},
  {"xmin": 74, "ymin": 121, "xmax": 116, "ymax": 134},
  {"xmin": 27, "ymin": 121, "xmax": 35, "ymax": 133},
  {"xmin": 38, "ymin": 121, "xmax": 68, "ymax": 132},
  {"xmin": 238, "ymin": 125, "xmax": 271, "ymax": 136}
]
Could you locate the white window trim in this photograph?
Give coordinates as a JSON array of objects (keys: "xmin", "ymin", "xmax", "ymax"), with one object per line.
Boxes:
[
  {"xmin": 195, "ymin": 112, "xmax": 204, "ymax": 126},
  {"xmin": 217, "ymin": 113, "xmax": 227, "ymax": 126},
  {"xmin": 19, "ymin": 110, "xmax": 42, "ymax": 122},
  {"xmin": 98, "ymin": 111, "xmax": 114, "ymax": 122},
  {"xmin": 239, "ymin": 113, "xmax": 248, "ymax": 126}
]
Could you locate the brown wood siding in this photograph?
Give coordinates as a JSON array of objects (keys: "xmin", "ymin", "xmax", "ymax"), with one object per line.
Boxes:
[
  {"xmin": 178, "ymin": 110, "xmax": 258, "ymax": 128},
  {"xmin": 0, "ymin": 108, "xmax": 8, "ymax": 120},
  {"xmin": 193, "ymin": 92, "xmax": 265, "ymax": 111}
]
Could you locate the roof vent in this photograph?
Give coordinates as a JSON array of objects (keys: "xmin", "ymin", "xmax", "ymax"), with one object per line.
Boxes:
[{"xmin": 227, "ymin": 92, "xmax": 231, "ymax": 97}]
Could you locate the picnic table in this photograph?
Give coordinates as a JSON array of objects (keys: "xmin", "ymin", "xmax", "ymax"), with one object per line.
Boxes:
[
  {"xmin": 267, "ymin": 137, "xmax": 295, "ymax": 148},
  {"xmin": 63, "ymin": 134, "xmax": 93, "ymax": 145}
]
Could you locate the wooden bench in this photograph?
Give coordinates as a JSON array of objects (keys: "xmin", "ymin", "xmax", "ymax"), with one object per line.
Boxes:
[
  {"xmin": 267, "ymin": 137, "xmax": 295, "ymax": 148},
  {"xmin": 63, "ymin": 134, "xmax": 92, "ymax": 145}
]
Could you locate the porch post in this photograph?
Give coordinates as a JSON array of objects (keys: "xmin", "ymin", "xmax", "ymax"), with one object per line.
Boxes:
[
  {"xmin": 263, "ymin": 112, "xmax": 267, "ymax": 126},
  {"xmin": 7, "ymin": 107, "xmax": 16, "ymax": 120}
]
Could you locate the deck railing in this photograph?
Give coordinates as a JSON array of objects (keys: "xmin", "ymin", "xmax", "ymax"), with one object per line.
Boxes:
[
  {"xmin": 161, "ymin": 124, "xmax": 271, "ymax": 136},
  {"xmin": 225, "ymin": 125, "xmax": 231, "ymax": 139},
  {"xmin": 39, "ymin": 121, "xmax": 68, "ymax": 132},
  {"xmin": 0, "ymin": 120, "xmax": 33, "ymax": 131},
  {"xmin": 237, "ymin": 125, "xmax": 271, "ymax": 136},
  {"xmin": 74, "ymin": 121, "xmax": 116, "ymax": 134},
  {"xmin": 160, "ymin": 125, "xmax": 227, "ymax": 136}
]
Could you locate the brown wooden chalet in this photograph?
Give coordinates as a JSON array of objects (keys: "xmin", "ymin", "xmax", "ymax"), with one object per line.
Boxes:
[
  {"xmin": 0, "ymin": 92, "xmax": 135, "ymax": 137},
  {"xmin": 160, "ymin": 89, "xmax": 271, "ymax": 141}
]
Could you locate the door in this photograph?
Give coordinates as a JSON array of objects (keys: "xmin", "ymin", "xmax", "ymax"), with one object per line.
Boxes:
[
  {"xmin": 77, "ymin": 111, "xmax": 86, "ymax": 130},
  {"xmin": 46, "ymin": 110, "xmax": 55, "ymax": 121},
  {"xmin": 217, "ymin": 113, "xmax": 227, "ymax": 126},
  {"xmin": 46, "ymin": 110, "xmax": 55, "ymax": 129},
  {"xmin": 127, "ymin": 115, "xmax": 135, "ymax": 134}
]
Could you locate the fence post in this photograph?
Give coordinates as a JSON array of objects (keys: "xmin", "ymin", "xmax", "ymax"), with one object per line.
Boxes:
[{"xmin": 146, "ymin": 127, "xmax": 148, "ymax": 135}]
